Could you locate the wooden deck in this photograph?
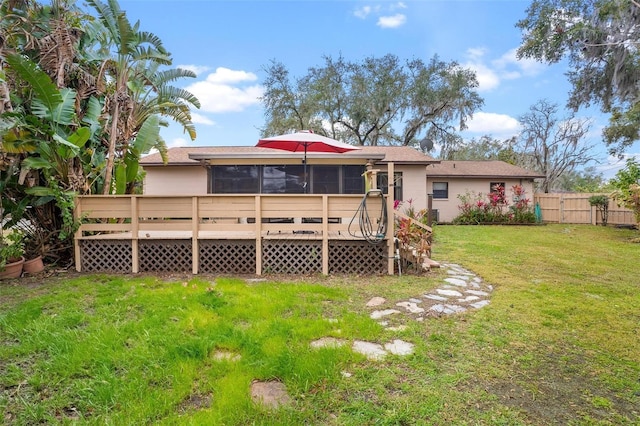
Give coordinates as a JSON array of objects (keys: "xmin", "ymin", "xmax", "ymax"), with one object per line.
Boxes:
[{"xmin": 74, "ymin": 194, "xmax": 398, "ymax": 275}]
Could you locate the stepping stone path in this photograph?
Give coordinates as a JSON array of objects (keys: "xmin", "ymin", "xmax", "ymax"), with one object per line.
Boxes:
[
  {"xmin": 369, "ymin": 262, "xmax": 493, "ymax": 323},
  {"xmin": 251, "ymin": 263, "xmax": 492, "ymax": 409}
]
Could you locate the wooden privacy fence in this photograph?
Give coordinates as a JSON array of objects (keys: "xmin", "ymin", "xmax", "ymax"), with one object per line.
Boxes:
[
  {"xmin": 533, "ymin": 193, "xmax": 635, "ymax": 225},
  {"xmin": 74, "ymin": 194, "xmax": 407, "ymax": 275}
]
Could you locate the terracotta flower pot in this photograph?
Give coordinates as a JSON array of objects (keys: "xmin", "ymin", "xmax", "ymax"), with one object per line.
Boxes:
[
  {"xmin": 0, "ymin": 257, "xmax": 25, "ymax": 279},
  {"xmin": 23, "ymin": 255, "xmax": 45, "ymax": 275}
]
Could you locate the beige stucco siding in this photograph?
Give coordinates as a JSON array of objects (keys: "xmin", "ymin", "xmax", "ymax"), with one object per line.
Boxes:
[
  {"xmin": 426, "ymin": 177, "xmax": 537, "ymax": 223},
  {"xmin": 143, "ymin": 165, "xmax": 208, "ymax": 195},
  {"xmin": 396, "ymin": 165, "xmax": 428, "ymax": 210}
]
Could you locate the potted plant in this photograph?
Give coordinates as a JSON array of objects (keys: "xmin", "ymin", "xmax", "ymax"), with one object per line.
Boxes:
[
  {"xmin": 22, "ymin": 228, "xmax": 46, "ymax": 275},
  {"xmin": 0, "ymin": 230, "xmax": 25, "ymax": 279}
]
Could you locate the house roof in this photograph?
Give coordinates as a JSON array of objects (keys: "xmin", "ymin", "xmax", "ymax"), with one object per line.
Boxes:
[
  {"xmin": 426, "ymin": 161, "xmax": 544, "ymax": 179},
  {"xmin": 140, "ymin": 145, "xmax": 439, "ymax": 166}
]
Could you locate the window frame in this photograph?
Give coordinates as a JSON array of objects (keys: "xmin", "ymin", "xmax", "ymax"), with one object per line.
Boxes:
[{"xmin": 432, "ymin": 181, "xmax": 449, "ymax": 199}]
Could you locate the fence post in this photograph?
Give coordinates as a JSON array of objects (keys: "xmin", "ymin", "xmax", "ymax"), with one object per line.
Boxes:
[{"xmin": 131, "ymin": 196, "xmax": 139, "ymax": 273}]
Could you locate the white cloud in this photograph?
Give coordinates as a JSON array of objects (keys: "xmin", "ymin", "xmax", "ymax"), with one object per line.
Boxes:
[
  {"xmin": 464, "ymin": 112, "xmax": 521, "ymax": 136},
  {"xmin": 463, "ymin": 47, "xmax": 548, "ymax": 93},
  {"xmin": 355, "ymin": 3, "xmax": 407, "ymax": 28},
  {"xmin": 176, "ymin": 64, "xmax": 210, "ymax": 77},
  {"xmin": 191, "ymin": 112, "xmax": 215, "ymax": 126},
  {"xmin": 377, "ymin": 14, "xmax": 406, "ymax": 28},
  {"xmin": 354, "ymin": 5, "xmax": 372, "ymax": 19},
  {"xmin": 204, "ymin": 67, "xmax": 258, "ymax": 84},
  {"xmin": 492, "ymin": 48, "xmax": 546, "ymax": 78},
  {"xmin": 184, "ymin": 67, "xmax": 264, "ymax": 113}
]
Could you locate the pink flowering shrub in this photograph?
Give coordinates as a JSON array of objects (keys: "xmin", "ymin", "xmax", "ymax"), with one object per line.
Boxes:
[{"xmin": 453, "ymin": 184, "xmax": 536, "ymax": 224}]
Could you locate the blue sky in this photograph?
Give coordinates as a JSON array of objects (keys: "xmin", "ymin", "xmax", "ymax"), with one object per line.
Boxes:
[{"xmin": 118, "ymin": 0, "xmax": 639, "ymax": 178}]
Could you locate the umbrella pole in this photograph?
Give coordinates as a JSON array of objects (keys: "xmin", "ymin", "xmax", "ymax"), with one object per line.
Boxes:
[{"xmin": 303, "ymin": 143, "xmax": 308, "ymax": 193}]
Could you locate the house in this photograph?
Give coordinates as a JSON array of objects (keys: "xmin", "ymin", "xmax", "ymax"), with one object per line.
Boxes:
[
  {"xmin": 426, "ymin": 160, "xmax": 544, "ymax": 223},
  {"xmin": 74, "ymin": 147, "xmax": 543, "ymax": 276},
  {"xmin": 140, "ymin": 146, "xmax": 440, "ymax": 210}
]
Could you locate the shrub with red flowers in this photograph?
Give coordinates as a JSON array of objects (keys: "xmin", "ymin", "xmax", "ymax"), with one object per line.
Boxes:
[
  {"xmin": 453, "ymin": 184, "xmax": 536, "ymax": 224},
  {"xmin": 394, "ymin": 199, "xmax": 432, "ymax": 263}
]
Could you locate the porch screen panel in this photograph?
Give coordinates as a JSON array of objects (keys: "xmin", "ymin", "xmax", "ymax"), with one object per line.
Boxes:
[
  {"xmin": 211, "ymin": 166, "xmax": 259, "ymax": 193},
  {"xmin": 262, "ymin": 165, "xmax": 305, "ymax": 194},
  {"xmin": 312, "ymin": 166, "xmax": 339, "ymax": 194},
  {"xmin": 343, "ymin": 165, "xmax": 365, "ymax": 194}
]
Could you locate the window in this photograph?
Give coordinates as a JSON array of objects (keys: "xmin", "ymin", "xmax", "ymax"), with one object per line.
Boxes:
[
  {"xmin": 378, "ymin": 172, "xmax": 403, "ymax": 201},
  {"xmin": 343, "ymin": 165, "xmax": 365, "ymax": 194},
  {"xmin": 262, "ymin": 165, "xmax": 305, "ymax": 193},
  {"xmin": 210, "ymin": 165, "xmax": 366, "ymax": 195},
  {"xmin": 489, "ymin": 182, "xmax": 505, "ymax": 193},
  {"xmin": 312, "ymin": 166, "xmax": 340, "ymax": 193},
  {"xmin": 211, "ymin": 166, "xmax": 259, "ymax": 193},
  {"xmin": 432, "ymin": 182, "xmax": 448, "ymax": 199}
]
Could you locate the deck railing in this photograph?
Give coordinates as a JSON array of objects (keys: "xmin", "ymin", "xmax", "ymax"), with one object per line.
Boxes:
[{"xmin": 74, "ymin": 194, "xmax": 398, "ymax": 275}]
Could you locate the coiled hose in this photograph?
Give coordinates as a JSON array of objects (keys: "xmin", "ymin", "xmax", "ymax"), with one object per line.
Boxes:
[{"xmin": 348, "ymin": 189, "xmax": 388, "ymax": 244}]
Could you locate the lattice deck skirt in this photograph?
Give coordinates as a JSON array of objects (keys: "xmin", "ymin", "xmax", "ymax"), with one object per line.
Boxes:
[{"xmin": 79, "ymin": 239, "xmax": 387, "ymax": 274}]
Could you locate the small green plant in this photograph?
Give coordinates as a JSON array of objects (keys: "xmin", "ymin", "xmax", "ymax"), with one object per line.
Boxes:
[
  {"xmin": 588, "ymin": 195, "xmax": 609, "ymax": 226},
  {"xmin": 0, "ymin": 230, "xmax": 25, "ymax": 270}
]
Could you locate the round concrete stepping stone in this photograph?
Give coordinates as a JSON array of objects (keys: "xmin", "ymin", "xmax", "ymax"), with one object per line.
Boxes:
[
  {"xmin": 251, "ymin": 381, "xmax": 292, "ymax": 409},
  {"xmin": 384, "ymin": 339, "xmax": 414, "ymax": 356},
  {"xmin": 310, "ymin": 337, "xmax": 347, "ymax": 349},
  {"xmin": 352, "ymin": 340, "xmax": 387, "ymax": 360},
  {"xmin": 366, "ymin": 296, "xmax": 386, "ymax": 307},
  {"xmin": 396, "ymin": 301, "xmax": 425, "ymax": 314},
  {"xmin": 370, "ymin": 309, "xmax": 401, "ymax": 319}
]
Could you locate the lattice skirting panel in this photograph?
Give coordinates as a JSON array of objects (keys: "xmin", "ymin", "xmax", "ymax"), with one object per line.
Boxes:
[
  {"xmin": 263, "ymin": 241, "xmax": 323, "ymax": 274},
  {"xmin": 80, "ymin": 240, "xmax": 132, "ymax": 273},
  {"xmin": 199, "ymin": 240, "xmax": 256, "ymax": 274},
  {"xmin": 139, "ymin": 239, "xmax": 192, "ymax": 273},
  {"xmin": 329, "ymin": 240, "xmax": 387, "ymax": 274}
]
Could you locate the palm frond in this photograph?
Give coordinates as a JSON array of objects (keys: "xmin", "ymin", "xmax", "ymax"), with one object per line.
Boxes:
[{"xmin": 6, "ymin": 53, "xmax": 62, "ymax": 116}]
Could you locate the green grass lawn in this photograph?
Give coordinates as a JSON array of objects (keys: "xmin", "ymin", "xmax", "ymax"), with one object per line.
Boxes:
[{"xmin": 1, "ymin": 224, "xmax": 639, "ymax": 425}]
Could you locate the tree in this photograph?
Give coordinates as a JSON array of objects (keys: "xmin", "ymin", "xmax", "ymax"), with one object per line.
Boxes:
[
  {"xmin": 609, "ymin": 157, "xmax": 640, "ymax": 226},
  {"xmin": 517, "ymin": 99, "xmax": 597, "ymax": 193},
  {"xmin": 445, "ymin": 135, "xmax": 518, "ymax": 162},
  {"xmin": 260, "ymin": 54, "xmax": 483, "ymax": 153},
  {"xmin": 87, "ymin": 0, "xmax": 198, "ymax": 194},
  {"xmin": 517, "ymin": 0, "xmax": 640, "ymax": 156},
  {"xmin": 554, "ymin": 166, "xmax": 611, "ymax": 192}
]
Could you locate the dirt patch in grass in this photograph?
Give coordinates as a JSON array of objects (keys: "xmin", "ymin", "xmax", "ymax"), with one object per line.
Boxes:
[
  {"xmin": 468, "ymin": 350, "xmax": 639, "ymax": 424},
  {"xmin": 177, "ymin": 393, "xmax": 212, "ymax": 413}
]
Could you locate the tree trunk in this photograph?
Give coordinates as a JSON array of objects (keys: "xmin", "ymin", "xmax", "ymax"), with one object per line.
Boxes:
[{"xmin": 102, "ymin": 99, "xmax": 119, "ymax": 195}]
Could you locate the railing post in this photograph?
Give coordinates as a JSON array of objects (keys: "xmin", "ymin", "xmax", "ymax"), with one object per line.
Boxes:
[
  {"xmin": 192, "ymin": 196, "xmax": 199, "ymax": 274},
  {"xmin": 74, "ymin": 197, "xmax": 82, "ymax": 272},
  {"xmin": 322, "ymin": 195, "xmax": 329, "ymax": 275},
  {"xmin": 131, "ymin": 196, "xmax": 139, "ymax": 273},
  {"xmin": 387, "ymin": 162, "xmax": 395, "ymax": 275},
  {"xmin": 255, "ymin": 195, "xmax": 262, "ymax": 275}
]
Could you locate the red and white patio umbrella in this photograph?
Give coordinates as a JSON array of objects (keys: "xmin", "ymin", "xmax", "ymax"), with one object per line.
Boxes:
[{"xmin": 256, "ymin": 130, "xmax": 361, "ymax": 192}]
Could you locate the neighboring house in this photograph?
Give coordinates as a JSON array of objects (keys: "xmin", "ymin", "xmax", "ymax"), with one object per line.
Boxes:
[
  {"xmin": 140, "ymin": 146, "xmax": 440, "ymax": 210},
  {"xmin": 426, "ymin": 161, "xmax": 544, "ymax": 223}
]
